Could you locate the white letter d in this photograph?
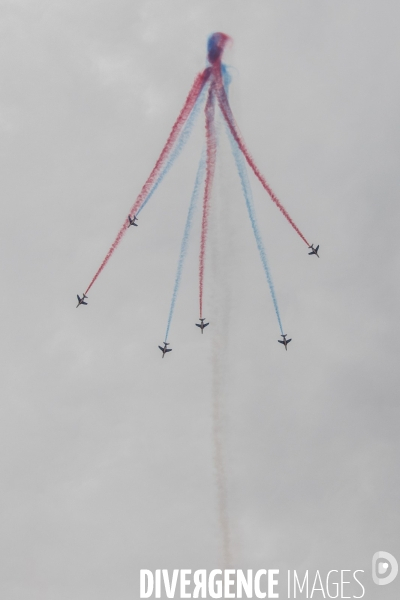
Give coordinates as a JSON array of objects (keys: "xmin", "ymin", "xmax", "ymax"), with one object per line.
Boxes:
[{"xmin": 140, "ymin": 570, "xmax": 154, "ymax": 598}]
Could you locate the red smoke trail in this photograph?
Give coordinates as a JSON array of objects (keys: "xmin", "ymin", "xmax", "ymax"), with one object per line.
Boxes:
[
  {"xmin": 214, "ymin": 74, "xmax": 310, "ymax": 247},
  {"xmin": 199, "ymin": 85, "xmax": 217, "ymax": 319},
  {"xmin": 85, "ymin": 69, "xmax": 211, "ymax": 295}
]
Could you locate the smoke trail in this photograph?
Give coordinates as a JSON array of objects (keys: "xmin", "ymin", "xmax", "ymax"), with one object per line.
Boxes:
[
  {"xmin": 214, "ymin": 74, "xmax": 310, "ymax": 247},
  {"xmin": 137, "ymin": 85, "xmax": 208, "ymax": 216},
  {"xmin": 164, "ymin": 150, "xmax": 206, "ymax": 343},
  {"xmin": 85, "ymin": 69, "xmax": 211, "ymax": 295},
  {"xmin": 208, "ymin": 115, "xmax": 234, "ymax": 567},
  {"xmin": 199, "ymin": 85, "xmax": 217, "ymax": 319},
  {"xmin": 228, "ymin": 129, "xmax": 284, "ymax": 334},
  {"xmin": 207, "ymin": 32, "xmax": 231, "ymax": 65}
]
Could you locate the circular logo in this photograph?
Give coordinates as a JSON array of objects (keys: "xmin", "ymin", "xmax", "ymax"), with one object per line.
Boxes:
[{"xmin": 372, "ymin": 552, "xmax": 398, "ymax": 586}]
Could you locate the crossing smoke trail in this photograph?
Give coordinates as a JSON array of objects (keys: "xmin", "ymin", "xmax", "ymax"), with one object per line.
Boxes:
[
  {"xmin": 214, "ymin": 74, "xmax": 310, "ymax": 247},
  {"xmin": 199, "ymin": 85, "xmax": 217, "ymax": 319},
  {"xmin": 228, "ymin": 130, "xmax": 284, "ymax": 335},
  {"xmin": 164, "ymin": 150, "xmax": 206, "ymax": 343},
  {"xmin": 84, "ymin": 69, "xmax": 211, "ymax": 295},
  {"xmin": 137, "ymin": 86, "xmax": 208, "ymax": 217}
]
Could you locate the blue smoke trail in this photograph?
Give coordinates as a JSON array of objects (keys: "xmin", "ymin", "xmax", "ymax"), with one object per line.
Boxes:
[
  {"xmin": 137, "ymin": 85, "xmax": 208, "ymax": 216},
  {"xmin": 227, "ymin": 130, "xmax": 284, "ymax": 335},
  {"xmin": 221, "ymin": 63, "xmax": 232, "ymax": 91},
  {"xmin": 164, "ymin": 150, "xmax": 206, "ymax": 342}
]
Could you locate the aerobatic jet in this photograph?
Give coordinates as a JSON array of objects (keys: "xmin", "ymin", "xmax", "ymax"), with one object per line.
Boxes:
[
  {"xmin": 308, "ymin": 244, "xmax": 320, "ymax": 257},
  {"xmin": 158, "ymin": 342, "xmax": 172, "ymax": 357},
  {"xmin": 128, "ymin": 215, "xmax": 138, "ymax": 227},
  {"xmin": 278, "ymin": 334, "xmax": 292, "ymax": 350},
  {"xmin": 76, "ymin": 294, "xmax": 88, "ymax": 307},
  {"xmin": 196, "ymin": 318, "xmax": 209, "ymax": 333}
]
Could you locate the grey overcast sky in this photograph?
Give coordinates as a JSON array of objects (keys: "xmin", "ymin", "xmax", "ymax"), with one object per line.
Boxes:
[{"xmin": 1, "ymin": 0, "xmax": 400, "ymax": 598}]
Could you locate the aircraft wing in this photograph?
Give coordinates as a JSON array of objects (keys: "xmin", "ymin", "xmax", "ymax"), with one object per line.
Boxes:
[
  {"xmin": 196, "ymin": 324, "xmax": 201, "ymax": 328},
  {"xmin": 278, "ymin": 340, "xmax": 284, "ymax": 344},
  {"xmin": 287, "ymin": 339, "xmax": 292, "ymax": 343},
  {"xmin": 204, "ymin": 323, "xmax": 209, "ymax": 327},
  {"xmin": 166, "ymin": 348, "xmax": 172, "ymax": 352},
  {"xmin": 158, "ymin": 346, "xmax": 164, "ymax": 351},
  {"xmin": 315, "ymin": 245, "xmax": 319, "ymax": 252}
]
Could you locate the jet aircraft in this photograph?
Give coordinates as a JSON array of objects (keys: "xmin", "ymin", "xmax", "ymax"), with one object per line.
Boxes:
[
  {"xmin": 128, "ymin": 215, "xmax": 138, "ymax": 227},
  {"xmin": 76, "ymin": 293, "xmax": 88, "ymax": 307},
  {"xmin": 158, "ymin": 342, "xmax": 172, "ymax": 358},
  {"xmin": 196, "ymin": 318, "xmax": 209, "ymax": 333},
  {"xmin": 278, "ymin": 334, "xmax": 292, "ymax": 350},
  {"xmin": 308, "ymin": 244, "xmax": 320, "ymax": 257}
]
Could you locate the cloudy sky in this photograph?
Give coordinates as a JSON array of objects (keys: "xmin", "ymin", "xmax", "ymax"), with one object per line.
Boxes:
[{"xmin": 1, "ymin": 0, "xmax": 400, "ymax": 598}]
